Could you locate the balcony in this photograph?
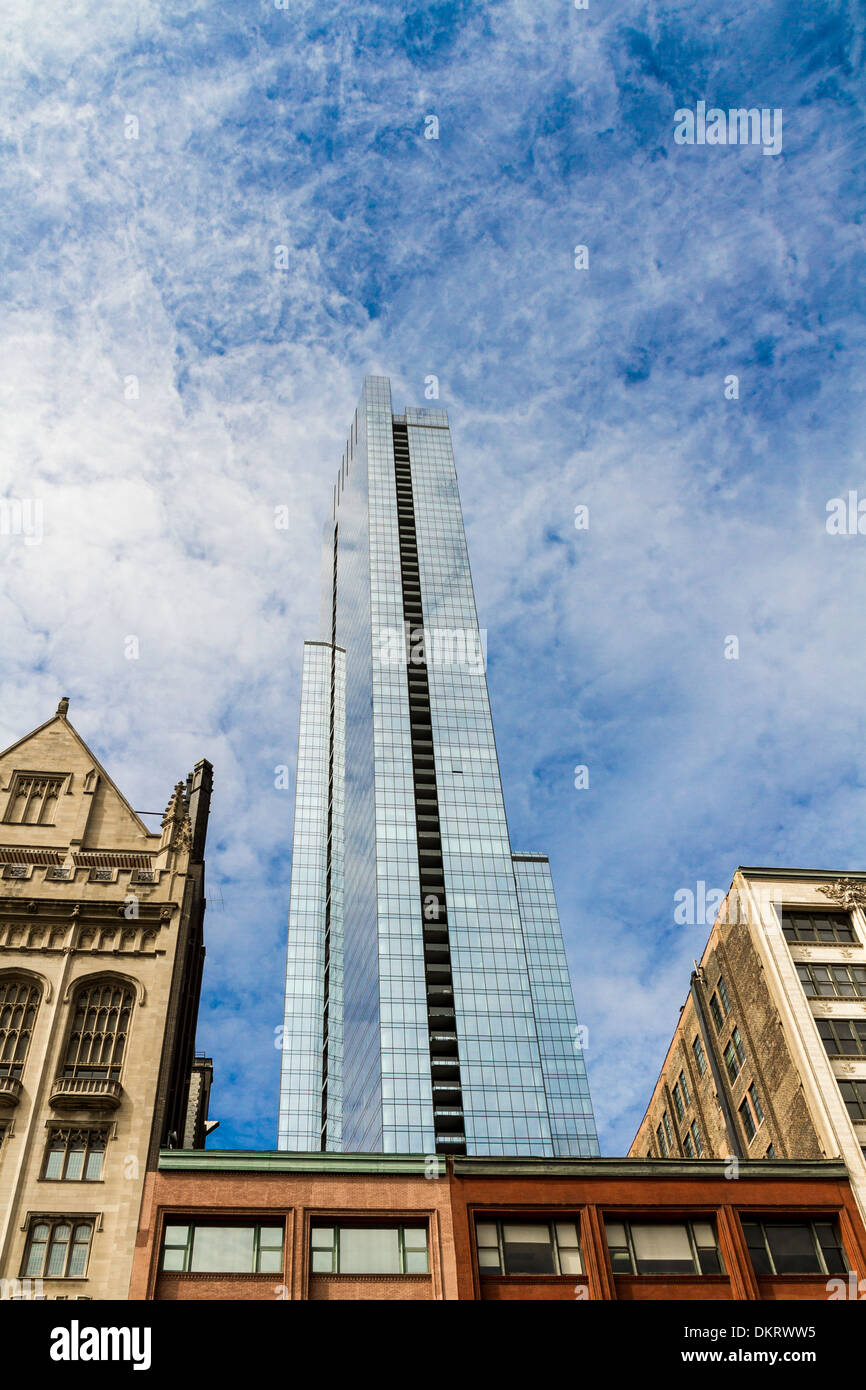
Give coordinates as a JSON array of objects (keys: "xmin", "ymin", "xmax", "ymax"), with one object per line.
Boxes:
[
  {"xmin": 49, "ymin": 1075, "xmax": 123, "ymax": 1112},
  {"xmin": 0, "ymin": 1075, "xmax": 23, "ymax": 1109}
]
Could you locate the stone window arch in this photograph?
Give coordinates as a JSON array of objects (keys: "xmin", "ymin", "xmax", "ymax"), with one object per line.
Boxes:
[
  {"xmin": 62, "ymin": 977, "xmax": 135, "ymax": 1082},
  {"xmin": 0, "ymin": 975, "xmax": 41, "ymax": 1079}
]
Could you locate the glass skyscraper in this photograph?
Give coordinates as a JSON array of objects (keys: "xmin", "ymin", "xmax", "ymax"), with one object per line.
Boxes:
[{"xmin": 278, "ymin": 376, "xmax": 598, "ymax": 1157}]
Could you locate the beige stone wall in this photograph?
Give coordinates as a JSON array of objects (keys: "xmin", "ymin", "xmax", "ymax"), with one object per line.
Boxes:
[{"xmin": 0, "ymin": 708, "xmax": 202, "ymax": 1300}]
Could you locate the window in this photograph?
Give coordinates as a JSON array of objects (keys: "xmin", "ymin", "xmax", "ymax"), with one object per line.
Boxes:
[
  {"xmin": 739, "ymin": 1097, "xmax": 756, "ymax": 1143},
  {"xmin": 782, "ymin": 911, "xmax": 856, "ymax": 944},
  {"xmin": 6, "ymin": 865, "xmax": 30, "ymax": 880},
  {"xmin": 690, "ymin": 1120, "xmax": 703, "ymax": 1156},
  {"xmin": 655, "ymin": 1123, "xmax": 667, "ymax": 1157},
  {"xmin": 48, "ymin": 866, "xmax": 71, "ymax": 881},
  {"xmin": 692, "ymin": 1036, "xmax": 707, "ymax": 1076},
  {"xmin": 724, "ymin": 1040, "xmax": 741, "ymax": 1085},
  {"xmin": 662, "ymin": 1110, "xmax": 674, "ymax": 1150},
  {"xmin": 22, "ymin": 1219, "xmax": 93, "ymax": 1278},
  {"xmin": 605, "ymin": 1220, "xmax": 723, "ymax": 1276},
  {"xmin": 817, "ymin": 1018, "xmax": 866, "ymax": 1057},
  {"xmin": 749, "ymin": 1083, "xmax": 764, "ymax": 1125},
  {"xmin": 679, "ymin": 1069, "xmax": 692, "ymax": 1108},
  {"xmin": 310, "ymin": 1225, "xmax": 427, "ymax": 1275},
  {"xmin": 797, "ymin": 962, "xmax": 866, "ymax": 998},
  {"xmin": 475, "ymin": 1219, "xmax": 582, "ymax": 1276},
  {"xmin": 161, "ymin": 1223, "xmax": 284, "ymax": 1274},
  {"xmin": 90, "ymin": 869, "xmax": 112, "ymax": 883},
  {"xmin": 709, "ymin": 993, "xmax": 724, "ymax": 1032},
  {"xmin": 717, "ymin": 975, "xmax": 731, "ymax": 1016},
  {"xmin": 4, "ymin": 774, "xmax": 66, "ymax": 826},
  {"xmin": 672, "ymin": 1082, "xmax": 684, "ymax": 1122},
  {"xmin": 0, "ymin": 977, "xmax": 40, "ymax": 1079},
  {"xmin": 43, "ymin": 1129, "xmax": 106, "ymax": 1182},
  {"xmin": 731, "ymin": 1027, "xmax": 745, "ymax": 1065},
  {"xmin": 742, "ymin": 1220, "xmax": 846, "ymax": 1276},
  {"xmin": 839, "ymin": 1079, "xmax": 866, "ymax": 1122},
  {"xmin": 683, "ymin": 1133, "xmax": 694, "ymax": 1158},
  {"xmin": 63, "ymin": 980, "xmax": 133, "ymax": 1080},
  {"xmin": 765, "ymin": 1144, "xmax": 777, "ymax": 1159}
]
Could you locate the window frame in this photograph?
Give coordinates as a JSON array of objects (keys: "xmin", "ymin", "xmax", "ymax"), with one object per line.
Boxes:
[
  {"xmin": 678, "ymin": 1069, "xmax": 692, "ymax": 1108},
  {"xmin": 781, "ymin": 910, "xmax": 857, "ymax": 944},
  {"xmin": 817, "ymin": 1017, "xmax": 866, "ymax": 1058},
  {"xmin": 62, "ymin": 978, "xmax": 134, "ymax": 1083},
  {"xmin": 21, "ymin": 1216, "xmax": 94, "ymax": 1280},
  {"xmin": 0, "ymin": 975, "xmax": 41, "ymax": 1081},
  {"xmin": 692, "ymin": 1035, "xmax": 707, "ymax": 1076},
  {"xmin": 42, "ymin": 1128, "xmax": 107, "ymax": 1183},
  {"xmin": 797, "ymin": 961, "xmax": 866, "ymax": 999},
  {"xmin": 605, "ymin": 1218, "xmax": 724, "ymax": 1277},
  {"xmin": 741, "ymin": 1218, "xmax": 848, "ymax": 1277},
  {"xmin": 473, "ymin": 1216, "xmax": 583, "ymax": 1278},
  {"xmin": 309, "ymin": 1222, "xmax": 429, "ymax": 1276},
  {"xmin": 160, "ymin": 1220, "xmax": 285, "ymax": 1275}
]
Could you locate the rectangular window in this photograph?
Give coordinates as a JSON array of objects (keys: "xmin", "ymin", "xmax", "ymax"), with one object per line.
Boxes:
[
  {"xmin": 724, "ymin": 1040, "xmax": 740, "ymax": 1084},
  {"xmin": 739, "ymin": 1097, "xmax": 756, "ymax": 1144},
  {"xmin": 742, "ymin": 1220, "xmax": 847, "ymax": 1277},
  {"xmin": 839, "ymin": 1079, "xmax": 866, "ymax": 1122},
  {"xmin": 43, "ymin": 1130, "xmax": 106, "ymax": 1182},
  {"xmin": 679, "ymin": 1069, "xmax": 692, "ymax": 1108},
  {"xmin": 765, "ymin": 1144, "xmax": 776, "ymax": 1159},
  {"xmin": 683, "ymin": 1133, "xmax": 694, "ymax": 1158},
  {"xmin": 22, "ymin": 1219, "xmax": 93, "ymax": 1279},
  {"xmin": 709, "ymin": 993, "xmax": 724, "ymax": 1032},
  {"xmin": 4, "ymin": 774, "xmax": 66, "ymax": 826},
  {"xmin": 605, "ymin": 1220, "xmax": 723, "ymax": 1276},
  {"xmin": 310, "ymin": 1225, "xmax": 428, "ymax": 1276},
  {"xmin": 692, "ymin": 1036, "xmax": 707, "ymax": 1076},
  {"xmin": 717, "ymin": 975, "xmax": 731, "ymax": 1016},
  {"xmin": 817, "ymin": 1018, "xmax": 866, "ymax": 1057},
  {"xmin": 690, "ymin": 1120, "xmax": 703, "ymax": 1156},
  {"xmin": 475, "ymin": 1219, "xmax": 582, "ymax": 1276},
  {"xmin": 781, "ymin": 911, "xmax": 856, "ymax": 944},
  {"xmin": 748, "ymin": 1083, "xmax": 764, "ymax": 1125},
  {"xmin": 161, "ymin": 1223, "xmax": 284, "ymax": 1274},
  {"xmin": 655, "ymin": 1123, "xmax": 667, "ymax": 1157},
  {"xmin": 731, "ymin": 1026, "xmax": 746, "ymax": 1065},
  {"xmin": 662, "ymin": 1110, "xmax": 674, "ymax": 1150},
  {"xmin": 797, "ymin": 962, "xmax": 866, "ymax": 998},
  {"xmin": 672, "ymin": 1083, "xmax": 684, "ymax": 1122}
]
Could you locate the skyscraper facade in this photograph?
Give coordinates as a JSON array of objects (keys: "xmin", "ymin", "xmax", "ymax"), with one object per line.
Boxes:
[{"xmin": 279, "ymin": 377, "xmax": 598, "ymax": 1158}]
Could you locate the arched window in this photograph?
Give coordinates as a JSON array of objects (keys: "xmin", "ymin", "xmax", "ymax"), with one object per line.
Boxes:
[
  {"xmin": 0, "ymin": 976, "xmax": 41, "ymax": 1079},
  {"xmin": 63, "ymin": 980, "xmax": 134, "ymax": 1082}
]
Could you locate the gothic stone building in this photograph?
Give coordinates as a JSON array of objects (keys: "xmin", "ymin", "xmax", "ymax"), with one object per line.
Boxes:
[{"xmin": 0, "ymin": 700, "xmax": 212, "ymax": 1299}]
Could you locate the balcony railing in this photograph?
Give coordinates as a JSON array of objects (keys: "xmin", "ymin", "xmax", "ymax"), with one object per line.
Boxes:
[
  {"xmin": 49, "ymin": 1075, "xmax": 123, "ymax": 1111},
  {"xmin": 0, "ymin": 1075, "xmax": 23, "ymax": 1108}
]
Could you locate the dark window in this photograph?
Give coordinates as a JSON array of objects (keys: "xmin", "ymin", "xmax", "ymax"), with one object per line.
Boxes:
[
  {"xmin": 765, "ymin": 1143, "xmax": 776, "ymax": 1159},
  {"xmin": 797, "ymin": 962, "xmax": 866, "ymax": 998},
  {"xmin": 739, "ymin": 1097, "xmax": 756, "ymax": 1143},
  {"xmin": 742, "ymin": 1220, "xmax": 847, "ymax": 1277},
  {"xmin": 63, "ymin": 981, "xmax": 133, "ymax": 1081},
  {"xmin": 605, "ymin": 1220, "xmax": 722, "ymax": 1276},
  {"xmin": 690, "ymin": 1120, "xmax": 703, "ymax": 1156},
  {"xmin": 817, "ymin": 1018, "xmax": 866, "ymax": 1057},
  {"xmin": 731, "ymin": 1027, "xmax": 746, "ymax": 1065},
  {"xmin": 43, "ymin": 1129, "xmax": 106, "ymax": 1182},
  {"xmin": 709, "ymin": 993, "xmax": 724, "ymax": 1032},
  {"xmin": 4, "ymin": 774, "xmax": 65, "ymax": 826},
  {"xmin": 22, "ymin": 1219, "xmax": 93, "ymax": 1278},
  {"xmin": 724, "ymin": 1040, "xmax": 740, "ymax": 1084},
  {"xmin": 781, "ymin": 911, "xmax": 856, "ymax": 944},
  {"xmin": 475, "ymin": 1219, "xmax": 582, "ymax": 1276},
  {"xmin": 310, "ymin": 1224, "xmax": 427, "ymax": 1275},
  {"xmin": 683, "ymin": 1133, "xmax": 694, "ymax": 1157},
  {"xmin": 839, "ymin": 1080, "xmax": 866, "ymax": 1122},
  {"xmin": 162, "ymin": 1222, "xmax": 284, "ymax": 1274},
  {"xmin": 662, "ymin": 1110, "xmax": 674, "ymax": 1150},
  {"xmin": 749, "ymin": 1083, "xmax": 764, "ymax": 1125},
  {"xmin": 0, "ymin": 977, "xmax": 40, "ymax": 1080},
  {"xmin": 717, "ymin": 975, "xmax": 731, "ymax": 1016},
  {"xmin": 655, "ymin": 1123, "xmax": 667, "ymax": 1157},
  {"xmin": 692, "ymin": 1036, "xmax": 707, "ymax": 1075},
  {"xmin": 672, "ymin": 1083, "xmax": 684, "ymax": 1122},
  {"xmin": 679, "ymin": 1069, "xmax": 692, "ymax": 1108}
]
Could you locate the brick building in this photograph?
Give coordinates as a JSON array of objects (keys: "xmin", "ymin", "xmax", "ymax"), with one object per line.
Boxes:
[{"xmin": 129, "ymin": 1150, "xmax": 866, "ymax": 1301}]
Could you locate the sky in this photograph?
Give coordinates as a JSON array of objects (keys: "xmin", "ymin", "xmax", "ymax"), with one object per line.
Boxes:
[{"xmin": 1, "ymin": 0, "xmax": 865, "ymax": 1154}]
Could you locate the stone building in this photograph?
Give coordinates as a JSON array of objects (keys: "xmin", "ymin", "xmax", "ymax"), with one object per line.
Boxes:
[
  {"xmin": 0, "ymin": 700, "xmax": 213, "ymax": 1299},
  {"xmin": 630, "ymin": 868, "xmax": 866, "ymax": 1223}
]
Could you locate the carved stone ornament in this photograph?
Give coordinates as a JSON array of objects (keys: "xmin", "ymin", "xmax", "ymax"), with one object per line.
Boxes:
[
  {"xmin": 818, "ymin": 878, "xmax": 866, "ymax": 910},
  {"xmin": 838, "ymin": 1063, "xmax": 857, "ymax": 1075}
]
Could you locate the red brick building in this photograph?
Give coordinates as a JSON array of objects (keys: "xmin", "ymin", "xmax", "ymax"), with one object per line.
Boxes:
[{"xmin": 129, "ymin": 1151, "xmax": 866, "ymax": 1301}]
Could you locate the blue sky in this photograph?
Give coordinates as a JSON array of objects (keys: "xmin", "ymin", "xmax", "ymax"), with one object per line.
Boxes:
[{"xmin": 1, "ymin": 0, "xmax": 865, "ymax": 1153}]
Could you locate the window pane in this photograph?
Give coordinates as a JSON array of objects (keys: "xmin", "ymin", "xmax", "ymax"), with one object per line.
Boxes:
[
  {"xmin": 84, "ymin": 1150, "xmax": 103, "ymax": 1181},
  {"xmin": 404, "ymin": 1249, "xmax": 428, "ymax": 1274},
  {"xmin": 559, "ymin": 1248, "xmax": 583, "ymax": 1275},
  {"xmin": 24, "ymin": 1241, "xmax": 46, "ymax": 1277},
  {"xmin": 765, "ymin": 1224, "xmax": 821, "ymax": 1275},
  {"xmin": 476, "ymin": 1222, "xmax": 498, "ymax": 1247},
  {"xmin": 692, "ymin": 1222, "xmax": 715, "ymax": 1248},
  {"xmin": 162, "ymin": 1247, "xmax": 186, "ymax": 1271},
  {"xmin": 44, "ymin": 1148, "xmax": 65, "ymax": 1180},
  {"xmin": 68, "ymin": 1237, "xmax": 90, "ymax": 1278},
  {"xmin": 338, "ymin": 1228, "xmax": 400, "ymax": 1274},
  {"xmin": 631, "ymin": 1224, "xmax": 695, "ymax": 1274},
  {"xmin": 502, "ymin": 1224, "xmax": 555, "ymax": 1275},
  {"xmin": 258, "ymin": 1248, "xmax": 282, "ymax": 1274},
  {"xmin": 605, "ymin": 1222, "xmax": 627, "ymax": 1247},
  {"xmin": 190, "ymin": 1226, "xmax": 256, "ymax": 1273},
  {"xmin": 311, "ymin": 1250, "xmax": 332, "ymax": 1273},
  {"xmin": 65, "ymin": 1149, "xmax": 84, "ymax": 1181},
  {"xmin": 164, "ymin": 1225, "xmax": 189, "ymax": 1246},
  {"xmin": 403, "ymin": 1227, "xmax": 427, "ymax": 1250},
  {"xmin": 554, "ymin": 1222, "xmax": 578, "ymax": 1248},
  {"xmin": 259, "ymin": 1227, "xmax": 283, "ymax": 1248},
  {"xmin": 311, "ymin": 1227, "xmax": 333, "ymax": 1249},
  {"xmin": 478, "ymin": 1247, "xmax": 501, "ymax": 1270}
]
